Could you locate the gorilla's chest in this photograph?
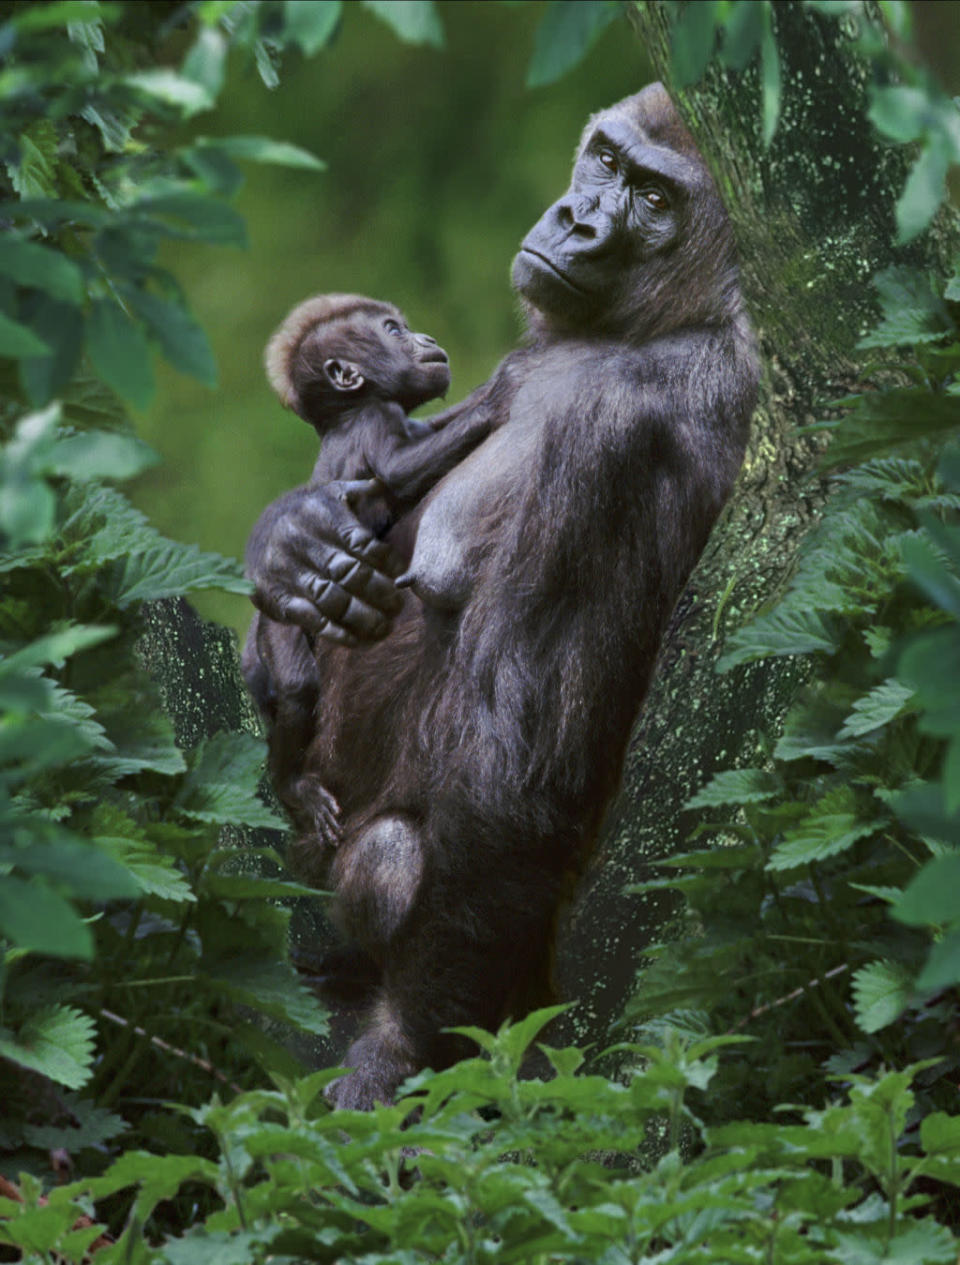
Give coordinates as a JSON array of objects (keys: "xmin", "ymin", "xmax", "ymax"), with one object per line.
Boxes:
[{"xmin": 400, "ymin": 379, "xmax": 557, "ymax": 610}]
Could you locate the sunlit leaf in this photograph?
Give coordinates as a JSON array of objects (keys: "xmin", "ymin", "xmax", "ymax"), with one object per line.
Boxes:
[
  {"xmin": 362, "ymin": 0, "xmax": 443, "ymax": 47},
  {"xmin": 851, "ymin": 959, "xmax": 912, "ymax": 1033},
  {"xmin": 284, "ymin": 0, "xmax": 342, "ymax": 55},
  {"xmin": 0, "ymin": 1006, "xmax": 95, "ymax": 1089}
]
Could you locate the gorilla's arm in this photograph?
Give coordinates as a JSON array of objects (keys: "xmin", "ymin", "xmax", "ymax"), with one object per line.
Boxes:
[
  {"xmin": 375, "ymin": 405, "xmax": 494, "ymax": 508},
  {"xmin": 245, "ymin": 483, "xmax": 403, "ymax": 645}
]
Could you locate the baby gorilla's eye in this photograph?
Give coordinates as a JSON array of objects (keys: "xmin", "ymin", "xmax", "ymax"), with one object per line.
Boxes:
[
  {"xmin": 642, "ymin": 187, "xmax": 668, "ymax": 210},
  {"xmin": 598, "ymin": 148, "xmax": 618, "ymax": 174},
  {"xmin": 384, "ymin": 319, "xmax": 404, "ymax": 337}
]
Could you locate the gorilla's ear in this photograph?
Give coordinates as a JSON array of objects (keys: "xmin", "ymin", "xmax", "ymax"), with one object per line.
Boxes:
[{"xmin": 324, "ymin": 358, "xmax": 365, "ymax": 392}]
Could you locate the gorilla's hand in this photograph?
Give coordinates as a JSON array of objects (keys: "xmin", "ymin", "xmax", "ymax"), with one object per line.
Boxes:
[{"xmin": 246, "ymin": 480, "xmax": 404, "ymax": 646}]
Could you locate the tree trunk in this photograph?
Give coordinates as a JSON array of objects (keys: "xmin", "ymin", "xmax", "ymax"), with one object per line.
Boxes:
[{"xmin": 555, "ymin": 0, "xmax": 958, "ymax": 1046}]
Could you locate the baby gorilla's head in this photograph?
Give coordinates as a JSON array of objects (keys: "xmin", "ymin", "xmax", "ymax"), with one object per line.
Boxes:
[{"xmin": 266, "ymin": 294, "xmax": 451, "ymax": 426}]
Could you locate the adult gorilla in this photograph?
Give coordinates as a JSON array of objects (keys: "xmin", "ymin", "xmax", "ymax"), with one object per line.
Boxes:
[{"xmin": 245, "ymin": 83, "xmax": 759, "ymax": 1109}]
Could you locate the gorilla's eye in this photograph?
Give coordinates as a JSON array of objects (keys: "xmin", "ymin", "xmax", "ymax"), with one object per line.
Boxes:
[
  {"xmin": 384, "ymin": 319, "xmax": 404, "ymax": 337},
  {"xmin": 642, "ymin": 187, "xmax": 668, "ymax": 210},
  {"xmin": 598, "ymin": 148, "xmax": 619, "ymax": 173}
]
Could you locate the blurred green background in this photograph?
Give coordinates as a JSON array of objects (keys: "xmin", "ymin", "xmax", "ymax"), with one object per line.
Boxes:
[{"xmin": 132, "ymin": 0, "xmax": 652, "ymax": 641}]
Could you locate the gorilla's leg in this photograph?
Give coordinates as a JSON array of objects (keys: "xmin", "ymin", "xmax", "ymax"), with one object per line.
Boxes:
[{"xmin": 327, "ymin": 845, "xmax": 566, "ymax": 1110}]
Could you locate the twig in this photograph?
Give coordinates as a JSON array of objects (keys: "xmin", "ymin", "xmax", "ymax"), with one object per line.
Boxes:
[
  {"xmin": 728, "ymin": 963, "xmax": 850, "ymax": 1033},
  {"xmin": 99, "ymin": 1008, "xmax": 243, "ymax": 1094}
]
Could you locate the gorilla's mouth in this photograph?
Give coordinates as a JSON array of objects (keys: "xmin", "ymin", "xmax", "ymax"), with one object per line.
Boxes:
[
  {"xmin": 520, "ymin": 249, "xmax": 588, "ymax": 294},
  {"xmin": 420, "ymin": 349, "xmax": 450, "ymax": 365}
]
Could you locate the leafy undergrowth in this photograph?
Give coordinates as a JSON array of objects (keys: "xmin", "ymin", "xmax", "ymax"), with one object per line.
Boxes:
[
  {"xmin": 3, "ymin": 2, "xmax": 960, "ymax": 1263},
  {"xmin": 3, "ymin": 1008, "xmax": 960, "ymax": 1264}
]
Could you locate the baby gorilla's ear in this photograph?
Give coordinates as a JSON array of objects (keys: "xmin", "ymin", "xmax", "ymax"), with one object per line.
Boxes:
[{"xmin": 323, "ymin": 358, "xmax": 365, "ymax": 392}]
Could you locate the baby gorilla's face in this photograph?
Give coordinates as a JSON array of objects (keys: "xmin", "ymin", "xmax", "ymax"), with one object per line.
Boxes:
[{"xmin": 370, "ymin": 308, "xmax": 451, "ymax": 411}]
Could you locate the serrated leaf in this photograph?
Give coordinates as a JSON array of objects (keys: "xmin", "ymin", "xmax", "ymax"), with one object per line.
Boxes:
[
  {"xmin": 686, "ymin": 767, "xmax": 779, "ymax": 809},
  {"xmin": 361, "ymin": 0, "xmax": 444, "ymax": 47},
  {"xmin": 283, "ymin": 0, "xmax": 341, "ymax": 54},
  {"xmin": 204, "ymin": 957, "xmax": 328, "ymax": 1034},
  {"xmin": 0, "ymin": 237, "xmax": 84, "ymax": 305},
  {"xmin": 174, "ymin": 731, "xmax": 285, "ymax": 830},
  {"xmin": 24, "ymin": 1097, "xmax": 127, "ymax": 1151},
  {"xmin": 86, "ymin": 297, "xmax": 154, "ymax": 410},
  {"xmin": 851, "ymin": 960, "xmax": 912, "ymax": 1033},
  {"xmin": 104, "ymin": 540, "xmax": 250, "ymax": 607},
  {"xmin": 78, "ymin": 1151, "xmax": 219, "ymax": 1221},
  {"xmin": 768, "ymin": 789, "xmax": 881, "ymax": 871},
  {"xmin": 859, "ymin": 267, "xmax": 954, "ymax": 348},
  {"xmin": 525, "ymin": 0, "xmax": 620, "ymax": 89},
  {"xmin": 0, "ymin": 876, "xmax": 93, "ymax": 957},
  {"xmin": 0, "ymin": 1006, "xmax": 95, "ymax": 1088},
  {"xmin": 821, "ymin": 389, "xmax": 960, "ymax": 469},
  {"xmin": 718, "ymin": 606, "xmax": 840, "ymax": 670},
  {"xmin": 839, "ymin": 679, "xmax": 915, "ymax": 739}
]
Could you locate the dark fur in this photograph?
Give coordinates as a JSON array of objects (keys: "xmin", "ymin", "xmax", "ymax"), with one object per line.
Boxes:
[{"xmin": 244, "ymin": 85, "xmax": 759, "ymax": 1108}]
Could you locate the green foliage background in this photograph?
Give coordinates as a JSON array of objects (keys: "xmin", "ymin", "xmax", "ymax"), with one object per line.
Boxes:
[{"xmin": 132, "ymin": 0, "xmax": 648, "ymax": 641}]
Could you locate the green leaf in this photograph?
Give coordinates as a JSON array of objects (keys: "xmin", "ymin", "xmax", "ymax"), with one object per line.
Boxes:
[
  {"xmin": 718, "ymin": 606, "xmax": 840, "ymax": 670},
  {"xmin": 921, "ymin": 1111, "xmax": 960, "ymax": 1157},
  {"xmin": 767, "ymin": 790, "xmax": 881, "ymax": 871},
  {"xmin": 851, "ymin": 959, "xmax": 912, "ymax": 1033},
  {"xmin": 86, "ymin": 297, "xmax": 155, "ymax": 410},
  {"xmin": 0, "ymin": 840, "xmax": 139, "ymax": 901},
  {"xmin": 9, "ymin": 121, "xmax": 59, "ymax": 198},
  {"xmin": 897, "ymin": 137, "xmax": 950, "ymax": 244},
  {"xmin": 131, "ymin": 194, "xmax": 247, "ymax": 247},
  {"xmin": 0, "ymin": 876, "xmax": 93, "ymax": 958},
  {"xmin": 203, "ymin": 958, "xmax": 328, "ymax": 1034},
  {"xmin": 759, "ymin": 4, "xmax": 782, "ymax": 146},
  {"xmin": 18, "ymin": 294, "xmax": 84, "ymax": 405},
  {"xmin": 670, "ymin": 0, "xmax": 719, "ymax": 86},
  {"xmin": 838, "ymin": 678, "xmax": 915, "ymax": 739},
  {"xmin": 123, "ymin": 69, "xmax": 214, "ymax": 117},
  {"xmin": 0, "ymin": 237, "xmax": 84, "ymax": 305},
  {"xmin": 859, "ymin": 267, "xmax": 954, "ymax": 348},
  {"xmin": 902, "ymin": 528, "xmax": 960, "ymax": 619},
  {"xmin": 78, "ymin": 1151, "xmax": 219, "ymax": 1222},
  {"xmin": 868, "ymin": 85, "xmax": 931, "ymax": 144},
  {"xmin": 181, "ymin": 25, "xmax": 227, "ymax": 99},
  {"xmin": 284, "ymin": 0, "xmax": 341, "ymax": 54},
  {"xmin": 202, "ymin": 134, "xmax": 326, "ymax": 170},
  {"xmin": 361, "ymin": 0, "xmax": 444, "ymax": 47},
  {"xmin": 525, "ymin": 0, "xmax": 619, "ymax": 89},
  {"xmin": 686, "ymin": 767, "xmax": 780, "ymax": 809},
  {"xmin": 124, "ymin": 288, "xmax": 217, "ymax": 386},
  {"xmin": 917, "ymin": 929, "xmax": 960, "ymax": 992},
  {"xmin": 717, "ymin": 0, "xmax": 763, "ymax": 71},
  {"xmin": 49, "ymin": 430, "xmax": 160, "ymax": 482},
  {"xmin": 0, "ymin": 310, "xmax": 52, "ymax": 358},
  {"xmin": 894, "ymin": 854, "xmax": 960, "ymax": 927},
  {"xmin": 174, "ymin": 731, "xmax": 285, "ymax": 830},
  {"xmin": 821, "ymin": 389, "xmax": 960, "ymax": 468},
  {"xmin": 0, "ymin": 1006, "xmax": 95, "ymax": 1089}
]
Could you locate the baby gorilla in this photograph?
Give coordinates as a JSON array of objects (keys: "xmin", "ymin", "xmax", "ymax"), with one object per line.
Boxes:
[{"xmin": 244, "ymin": 294, "xmax": 487, "ymax": 863}]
